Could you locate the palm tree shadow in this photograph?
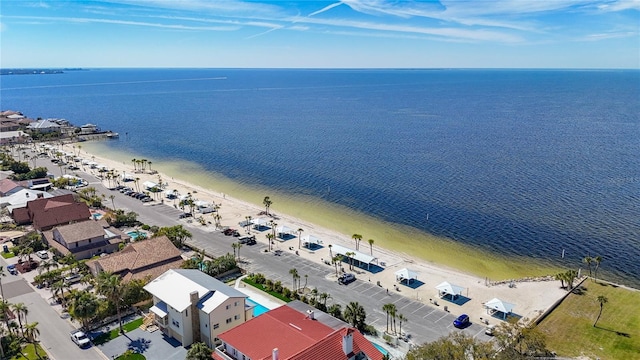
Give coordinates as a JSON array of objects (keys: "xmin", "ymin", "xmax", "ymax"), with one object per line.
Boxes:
[
  {"xmin": 594, "ymin": 326, "xmax": 631, "ymax": 338},
  {"xmin": 127, "ymin": 337, "xmax": 152, "ymax": 353}
]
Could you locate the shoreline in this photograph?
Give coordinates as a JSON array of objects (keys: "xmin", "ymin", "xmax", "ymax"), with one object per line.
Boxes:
[
  {"xmin": 79, "ymin": 141, "xmax": 559, "ymax": 281},
  {"xmin": 54, "ymin": 140, "xmax": 575, "ymax": 323}
]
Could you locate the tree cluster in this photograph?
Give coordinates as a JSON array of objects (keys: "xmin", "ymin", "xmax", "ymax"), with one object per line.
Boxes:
[{"xmin": 105, "ymin": 209, "xmax": 140, "ymax": 228}]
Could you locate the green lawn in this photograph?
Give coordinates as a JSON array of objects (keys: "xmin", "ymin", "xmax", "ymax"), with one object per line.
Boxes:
[
  {"xmin": 10, "ymin": 343, "xmax": 46, "ymax": 360},
  {"xmin": 92, "ymin": 318, "xmax": 144, "ymax": 345},
  {"xmin": 538, "ymin": 281, "xmax": 640, "ymax": 360},
  {"xmin": 242, "ymin": 278, "xmax": 291, "ymax": 303},
  {"xmin": 2, "ymin": 251, "xmax": 16, "ymax": 259}
]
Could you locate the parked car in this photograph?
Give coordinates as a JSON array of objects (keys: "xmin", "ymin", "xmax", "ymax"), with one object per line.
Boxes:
[
  {"xmin": 70, "ymin": 330, "xmax": 91, "ymax": 348},
  {"xmin": 238, "ymin": 236, "xmax": 256, "ymax": 244},
  {"xmin": 453, "ymin": 314, "xmax": 470, "ymax": 328},
  {"xmin": 64, "ymin": 274, "xmax": 82, "ymax": 285},
  {"xmin": 36, "ymin": 250, "xmax": 49, "ymax": 259},
  {"xmin": 141, "ymin": 197, "xmax": 152, "ymax": 202},
  {"xmin": 338, "ymin": 273, "xmax": 356, "ymax": 285},
  {"xmin": 223, "ymin": 228, "xmax": 236, "ymax": 236},
  {"xmin": 7, "ymin": 264, "xmax": 17, "ymax": 275},
  {"xmin": 179, "ymin": 213, "xmax": 193, "ymax": 219},
  {"xmin": 485, "ymin": 324, "xmax": 496, "ymax": 336}
]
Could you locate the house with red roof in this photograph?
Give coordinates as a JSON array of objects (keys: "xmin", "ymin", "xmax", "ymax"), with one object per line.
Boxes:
[
  {"xmin": 11, "ymin": 193, "xmax": 91, "ymax": 230},
  {"xmin": 85, "ymin": 235, "xmax": 184, "ymax": 282},
  {"xmin": 215, "ymin": 301, "xmax": 384, "ymax": 360}
]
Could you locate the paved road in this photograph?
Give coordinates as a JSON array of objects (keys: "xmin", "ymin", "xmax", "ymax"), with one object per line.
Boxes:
[
  {"xmin": 0, "ymin": 258, "xmax": 105, "ymax": 360},
  {"xmin": 37, "ymin": 149, "xmax": 492, "ymax": 347}
]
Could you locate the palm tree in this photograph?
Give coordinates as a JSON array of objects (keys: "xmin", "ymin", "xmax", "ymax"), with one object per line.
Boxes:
[
  {"xmin": 266, "ymin": 233, "xmax": 275, "ymax": 252},
  {"xmin": 23, "ymin": 322, "xmax": 41, "ymax": 359},
  {"xmin": 328, "ymin": 244, "xmax": 333, "ymax": 258},
  {"xmin": 594, "ymin": 256, "xmax": 603, "ymax": 282},
  {"xmin": 11, "ymin": 302, "xmax": 28, "ymax": 337},
  {"xmin": 332, "ymin": 255, "xmax": 343, "ymax": 276},
  {"xmin": 328, "ymin": 304, "xmax": 342, "ymax": 319},
  {"xmin": 0, "ymin": 266, "xmax": 6, "ymax": 303},
  {"xmin": 263, "ymin": 196, "xmax": 272, "ymax": 215},
  {"xmin": 389, "ymin": 304, "xmax": 398, "ymax": 334},
  {"xmin": 96, "ymin": 272, "xmax": 125, "ymax": 333},
  {"xmin": 297, "ymin": 228, "xmax": 304, "ymax": 249},
  {"xmin": 583, "ymin": 256, "xmax": 593, "ymax": 278},
  {"xmin": 51, "ymin": 279, "xmax": 71, "ymax": 306},
  {"xmin": 231, "ymin": 242, "xmax": 240, "ymax": 260},
  {"xmin": 368, "ymin": 238, "xmax": 375, "ymax": 256},
  {"xmin": 147, "ymin": 161, "xmax": 153, "ymax": 173},
  {"xmin": 289, "ymin": 268, "xmax": 299, "ymax": 292},
  {"xmin": 565, "ymin": 270, "xmax": 578, "ymax": 290},
  {"xmin": 319, "ymin": 292, "xmax": 331, "ymax": 308},
  {"xmin": 343, "ymin": 302, "xmax": 366, "ymax": 330},
  {"xmin": 594, "ymin": 295, "xmax": 608, "ymax": 327},
  {"xmin": 109, "ymin": 194, "xmax": 116, "ymax": 210},
  {"xmin": 554, "ymin": 272, "xmax": 566, "ymax": 289},
  {"xmin": 69, "ymin": 291, "xmax": 100, "ymax": 330},
  {"xmin": 186, "ymin": 342, "xmax": 213, "ymax": 360},
  {"xmin": 352, "ymin": 234, "xmax": 362, "ymax": 251},
  {"xmin": 245, "ymin": 216, "xmax": 252, "ymax": 233},
  {"xmin": 0, "ymin": 299, "xmax": 11, "ymax": 332},
  {"xmin": 303, "ymin": 274, "xmax": 308, "ymax": 292},
  {"xmin": 382, "ymin": 303, "xmax": 394, "ymax": 333},
  {"xmin": 131, "ymin": 158, "xmax": 137, "ymax": 171},
  {"xmin": 345, "ymin": 251, "xmax": 355, "ymax": 270},
  {"xmin": 397, "ymin": 313, "xmax": 407, "ymax": 336}
]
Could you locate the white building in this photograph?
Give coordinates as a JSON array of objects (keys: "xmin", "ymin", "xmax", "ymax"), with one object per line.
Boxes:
[{"xmin": 144, "ymin": 269, "xmax": 253, "ymax": 348}]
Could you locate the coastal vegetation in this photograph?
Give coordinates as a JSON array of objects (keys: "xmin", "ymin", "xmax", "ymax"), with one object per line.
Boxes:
[
  {"xmin": 406, "ymin": 317, "xmax": 550, "ymax": 360},
  {"xmin": 537, "ymin": 281, "xmax": 640, "ymax": 360}
]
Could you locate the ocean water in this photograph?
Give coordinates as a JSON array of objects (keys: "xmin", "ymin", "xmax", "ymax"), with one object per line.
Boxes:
[{"xmin": 2, "ymin": 69, "xmax": 639, "ymax": 286}]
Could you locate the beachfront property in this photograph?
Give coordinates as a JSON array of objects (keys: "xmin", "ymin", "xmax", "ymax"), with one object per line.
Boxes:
[
  {"xmin": 0, "ymin": 188, "xmax": 54, "ymax": 214},
  {"xmin": 144, "ymin": 269, "xmax": 253, "ymax": 348},
  {"xmin": 214, "ymin": 301, "xmax": 384, "ymax": 360},
  {"xmin": 11, "ymin": 193, "xmax": 91, "ymax": 230},
  {"xmin": 27, "ymin": 119, "xmax": 61, "ymax": 134},
  {"xmin": 42, "ymin": 219, "xmax": 128, "ymax": 260},
  {"xmin": 85, "ymin": 235, "xmax": 184, "ymax": 282}
]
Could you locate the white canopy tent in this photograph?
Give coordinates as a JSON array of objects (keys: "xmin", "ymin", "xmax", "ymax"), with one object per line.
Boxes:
[
  {"xmin": 276, "ymin": 225, "xmax": 293, "ymax": 237},
  {"xmin": 194, "ymin": 200, "xmax": 211, "ymax": 208},
  {"xmin": 484, "ymin": 298, "xmax": 515, "ymax": 319},
  {"xmin": 301, "ymin": 234, "xmax": 321, "ymax": 248},
  {"xmin": 331, "ymin": 244, "xmax": 378, "ymax": 270},
  {"xmin": 436, "ymin": 281, "xmax": 465, "ymax": 299},
  {"xmin": 251, "ymin": 218, "xmax": 269, "ymax": 229},
  {"xmin": 165, "ymin": 190, "xmax": 178, "ymax": 199},
  {"xmin": 121, "ymin": 173, "xmax": 135, "ymax": 181},
  {"xmin": 143, "ymin": 181, "xmax": 158, "ymax": 190},
  {"xmin": 395, "ymin": 268, "xmax": 418, "ymax": 284}
]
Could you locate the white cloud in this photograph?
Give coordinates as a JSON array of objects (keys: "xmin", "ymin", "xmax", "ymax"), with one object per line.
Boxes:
[
  {"xmin": 308, "ymin": 2, "xmax": 344, "ymax": 17},
  {"xmin": 5, "ymin": 15, "xmax": 239, "ymax": 31}
]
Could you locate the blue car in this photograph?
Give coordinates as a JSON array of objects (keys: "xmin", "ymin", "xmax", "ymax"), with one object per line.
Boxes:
[{"xmin": 453, "ymin": 314, "xmax": 470, "ymax": 328}]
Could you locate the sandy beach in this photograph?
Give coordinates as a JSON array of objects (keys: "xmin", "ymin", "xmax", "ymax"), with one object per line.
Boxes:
[{"xmin": 59, "ymin": 141, "xmax": 566, "ymax": 326}]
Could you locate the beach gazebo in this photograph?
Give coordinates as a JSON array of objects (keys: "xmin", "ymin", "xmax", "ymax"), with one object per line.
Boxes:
[
  {"xmin": 251, "ymin": 217, "xmax": 269, "ymax": 230},
  {"xmin": 331, "ymin": 244, "xmax": 378, "ymax": 271},
  {"xmin": 143, "ymin": 181, "xmax": 159, "ymax": 191},
  {"xmin": 301, "ymin": 234, "xmax": 321, "ymax": 249},
  {"xmin": 121, "ymin": 173, "xmax": 135, "ymax": 182},
  {"xmin": 436, "ymin": 281, "xmax": 465, "ymax": 300},
  {"xmin": 395, "ymin": 268, "xmax": 418, "ymax": 284},
  {"xmin": 484, "ymin": 298, "xmax": 515, "ymax": 320},
  {"xmin": 276, "ymin": 225, "xmax": 293, "ymax": 239}
]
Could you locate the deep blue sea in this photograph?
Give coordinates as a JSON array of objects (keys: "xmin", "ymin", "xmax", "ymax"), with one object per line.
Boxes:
[{"xmin": 2, "ymin": 69, "xmax": 639, "ymax": 286}]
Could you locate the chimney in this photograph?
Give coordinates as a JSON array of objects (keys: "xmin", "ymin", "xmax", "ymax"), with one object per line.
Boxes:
[
  {"xmin": 342, "ymin": 329, "xmax": 354, "ymax": 356},
  {"xmin": 37, "ymin": 193, "xmax": 44, "ymax": 198},
  {"xmin": 306, "ymin": 310, "xmax": 314, "ymax": 320},
  {"xmin": 272, "ymin": 348, "xmax": 279, "ymax": 360},
  {"xmin": 189, "ymin": 291, "xmax": 199, "ymax": 305}
]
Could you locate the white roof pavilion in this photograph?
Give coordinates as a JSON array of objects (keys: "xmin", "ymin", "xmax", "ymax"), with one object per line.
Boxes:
[
  {"xmin": 143, "ymin": 181, "xmax": 158, "ymax": 190},
  {"xmin": 395, "ymin": 268, "xmax": 418, "ymax": 283},
  {"xmin": 301, "ymin": 234, "xmax": 321, "ymax": 247},
  {"xmin": 251, "ymin": 218, "xmax": 269, "ymax": 227},
  {"xmin": 331, "ymin": 244, "xmax": 378, "ymax": 270},
  {"xmin": 436, "ymin": 281, "xmax": 465, "ymax": 297},
  {"xmin": 484, "ymin": 298, "xmax": 516, "ymax": 319}
]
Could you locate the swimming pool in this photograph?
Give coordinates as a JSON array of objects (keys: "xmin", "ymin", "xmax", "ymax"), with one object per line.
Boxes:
[
  {"xmin": 92, "ymin": 213, "xmax": 103, "ymax": 220},
  {"xmin": 126, "ymin": 231, "xmax": 145, "ymax": 240},
  {"xmin": 373, "ymin": 342, "xmax": 389, "ymax": 357},
  {"xmin": 247, "ymin": 298, "xmax": 269, "ymax": 317}
]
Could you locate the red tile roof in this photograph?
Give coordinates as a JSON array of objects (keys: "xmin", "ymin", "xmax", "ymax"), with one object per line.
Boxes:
[
  {"xmin": 21, "ymin": 194, "xmax": 91, "ymax": 230},
  {"xmin": 0, "ymin": 179, "xmax": 21, "ymax": 196},
  {"xmin": 85, "ymin": 236, "xmax": 184, "ymax": 282},
  {"xmin": 217, "ymin": 305, "xmax": 383, "ymax": 360}
]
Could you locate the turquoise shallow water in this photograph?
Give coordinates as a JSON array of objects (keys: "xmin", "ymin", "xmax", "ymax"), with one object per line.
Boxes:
[{"xmin": 2, "ymin": 69, "xmax": 639, "ymax": 287}]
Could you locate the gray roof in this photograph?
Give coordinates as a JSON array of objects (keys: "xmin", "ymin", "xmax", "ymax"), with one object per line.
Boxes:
[{"xmin": 286, "ymin": 300, "xmax": 349, "ymax": 331}]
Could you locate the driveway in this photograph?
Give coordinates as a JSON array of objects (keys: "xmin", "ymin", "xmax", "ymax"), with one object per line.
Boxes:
[{"xmin": 97, "ymin": 328, "xmax": 187, "ymax": 360}]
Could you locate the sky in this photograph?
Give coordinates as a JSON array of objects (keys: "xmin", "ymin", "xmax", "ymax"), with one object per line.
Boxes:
[{"xmin": 1, "ymin": 0, "xmax": 639, "ymax": 68}]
